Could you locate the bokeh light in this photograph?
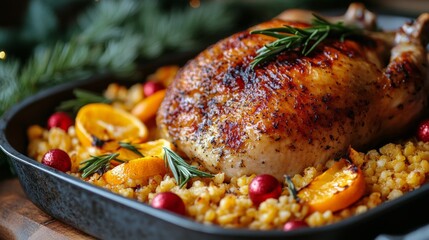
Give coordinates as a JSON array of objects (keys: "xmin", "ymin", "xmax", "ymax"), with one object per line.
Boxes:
[{"xmin": 0, "ymin": 51, "xmax": 6, "ymax": 60}]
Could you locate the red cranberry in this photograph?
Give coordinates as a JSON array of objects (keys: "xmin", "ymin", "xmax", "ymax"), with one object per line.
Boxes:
[
  {"xmin": 249, "ymin": 174, "xmax": 282, "ymax": 207},
  {"xmin": 47, "ymin": 112, "xmax": 73, "ymax": 131},
  {"xmin": 283, "ymin": 220, "xmax": 309, "ymax": 231},
  {"xmin": 417, "ymin": 118, "xmax": 429, "ymax": 142},
  {"xmin": 143, "ymin": 81, "xmax": 164, "ymax": 97},
  {"xmin": 151, "ymin": 192, "xmax": 186, "ymax": 216},
  {"xmin": 41, "ymin": 149, "xmax": 72, "ymax": 172}
]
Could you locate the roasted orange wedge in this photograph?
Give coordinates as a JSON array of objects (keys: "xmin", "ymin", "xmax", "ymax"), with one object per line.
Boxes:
[
  {"xmin": 104, "ymin": 156, "xmax": 167, "ymax": 185},
  {"xmin": 75, "ymin": 103, "xmax": 148, "ymax": 147},
  {"xmin": 103, "ymin": 139, "xmax": 174, "ymax": 184},
  {"xmin": 136, "ymin": 139, "xmax": 174, "ymax": 158},
  {"xmin": 297, "ymin": 159, "xmax": 366, "ymax": 213},
  {"xmin": 116, "ymin": 139, "xmax": 174, "ymax": 161},
  {"xmin": 131, "ymin": 89, "xmax": 166, "ymax": 123}
]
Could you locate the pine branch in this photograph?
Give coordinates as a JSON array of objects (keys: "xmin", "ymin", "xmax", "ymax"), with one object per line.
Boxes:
[
  {"xmin": 75, "ymin": 0, "xmax": 140, "ymax": 44},
  {"xmin": 0, "ymin": 0, "xmax": 239, "ymax": 175},
  {"xmin": 0, "ymin": 60, "xmax": 21, "ymax": 114},
  {"xmin": 1, "ymin": 0, "xmax": 238, "ymax": 115},
  {"xmin": 95, "ymin": 35, "xmax": 140, "ymax": 74},
  {"xmin": 137, "ymin": 1, "xmax": 235, "ymax": 57},
  {"xmin": 19, "ymin": 41, "xmax": 97, "ymax": 90}
]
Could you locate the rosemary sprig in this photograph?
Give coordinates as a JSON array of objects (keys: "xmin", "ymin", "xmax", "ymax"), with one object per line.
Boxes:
[
  {"xmin": 163, "ymin": 147, "xmax": 214, "ymax": 188},
  {"xmin": 56, "ymin": 89, "xmax": 112, "ymax": 113},
  {"xmin": 285, "ymin": 175, "xmax": 299, "ymax": 201},
  {"xmin": 119, "ymin": 141, "xmax": 144, "ymax": 157},
  {"xmin": 250, "ymin": 14, "xmax": 362, "ymax": 68},
  {"xmin": 79, "ymin": 153, "xmax": 124, "ymax": 178}
]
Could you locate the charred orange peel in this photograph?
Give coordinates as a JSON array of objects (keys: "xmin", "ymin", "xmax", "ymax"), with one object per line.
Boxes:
[
  {"xmin": 75, "ymin": 103, "xmax": 148, "ymax": 147},
  {"xmin": 103, "ymin": 139, "xmax": 174, "ymax": 185},
  {"xmin": 297, "ymin": 157, "xmax": 366, "ymax": 213}
]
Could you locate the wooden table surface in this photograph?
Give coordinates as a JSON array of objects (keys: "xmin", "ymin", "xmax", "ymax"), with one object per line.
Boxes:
[{"xmin": 0, "ymin": 178, "xmax": 94, "ymax": 240}]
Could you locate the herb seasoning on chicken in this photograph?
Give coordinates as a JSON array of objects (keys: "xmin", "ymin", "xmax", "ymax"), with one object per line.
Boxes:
[{"xmin": 157, "ymin": 3, "xmax": 429, "ymax": 180}]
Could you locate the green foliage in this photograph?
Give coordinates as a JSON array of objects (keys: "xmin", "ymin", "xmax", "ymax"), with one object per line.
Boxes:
[
  {"xmin": 0, "ymin": 60, "xmax": 20, "ymax": 107},
  {"xmin": 0, "ymin": 0, "xmax": 237, "ymax": 172},
  {"xmin": 0, "ymin": 0, "xmax": 82, "ymax": 57},
  {"xmin": 0, "ymin": 0, "xmax": 237, "ymax": 116},
  {"xmin": 20, "ymin": 0, "xmax": 58, "ymax": 43}
]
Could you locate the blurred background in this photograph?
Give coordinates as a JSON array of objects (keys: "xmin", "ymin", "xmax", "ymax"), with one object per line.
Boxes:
[
  {"xmin": 3, "ymin": 0, "xmax": 426, "ymax": 63},
  {"xmin": 0, "ymin": 0, "xmax": 428, "ymax": 177},
  {"xmin": 0, "ymin": 0, "xmax": 351, "ymax": 61}
]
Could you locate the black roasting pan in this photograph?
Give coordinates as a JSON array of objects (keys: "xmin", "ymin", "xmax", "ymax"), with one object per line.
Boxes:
[{"xmin": 1, "ymin": 15, "xmax": 429, "ymax": 240}]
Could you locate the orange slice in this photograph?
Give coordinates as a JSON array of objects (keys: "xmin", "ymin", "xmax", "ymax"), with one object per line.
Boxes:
[
  {"xmin": 137, "ymin": 139, "xmax": 174, "ymax": 158},
  {"xmin": 103, "ymin": 156, "xmax": 167, "ymax": 185},
  {"xmin": 75, "ymin": 103, "xmax": 148, "ymax": 147},
  {"xmin": 116, "ymin": 139, "xmax": 175, "ymax": 162},
  {"xmin": 131, "ymin": 89, "xmax": 166, "ymax": 123},
  {"xmin": 297, "ymin": 159, "xmax": 366, "ymax": 213}
]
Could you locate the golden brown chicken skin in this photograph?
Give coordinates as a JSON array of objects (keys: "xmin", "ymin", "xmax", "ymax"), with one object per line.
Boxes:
[{"xmin": 157, "ymin": 4, "xmax": 429, "ymax": 180}]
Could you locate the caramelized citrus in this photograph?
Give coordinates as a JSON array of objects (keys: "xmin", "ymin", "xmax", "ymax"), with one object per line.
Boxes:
[
  {"xmin": 131, "ymin": 89, "xmax": 166, "ymax": 123},
  {"xmin": 104, "ymin": 156, "xmax": 167, "ymax": 185},
  {"xmin": 297, "ymin": 159, "xmax": 366, "ymax": 213},
  {"xmin": 115, "ymin": 139, "xmax": 174, "ymax": 162},
  {"xmin": 103, "ymin": 139, "xmax": 174, "ymax": 185},
  {"xmin": 75, "ymin": 103, "xmax": 148, "ymax": 147}
]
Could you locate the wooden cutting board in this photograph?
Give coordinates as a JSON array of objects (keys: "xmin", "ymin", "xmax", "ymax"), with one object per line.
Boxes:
[{"xmin": 0, "ymin": 178, "xmax": 94, "ymax": 240}]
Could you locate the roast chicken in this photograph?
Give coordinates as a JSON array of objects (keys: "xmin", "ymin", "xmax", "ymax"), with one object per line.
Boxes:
[{"xmin": 157, "ymin": 3, "xmax": 429, "ymax": 180}]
